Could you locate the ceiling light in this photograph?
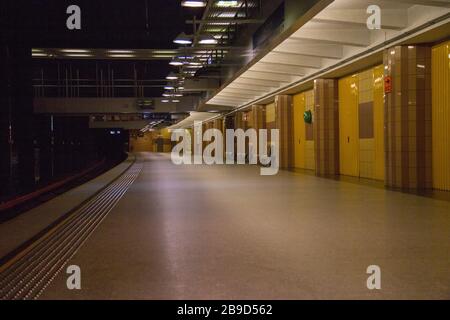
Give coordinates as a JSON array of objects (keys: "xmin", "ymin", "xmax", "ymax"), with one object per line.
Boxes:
[
  {"xmin": 65, "ymin": 54, "xmax": 93, "ymax": 57},
  {"xmin": 174, "ymin": 32, "xmax": 193, "ymax": 45},
  {"xmin": 108, "ymin": 50, "xmax": 134, "ymax": 54},
  {"xmin": 169, "ymin": 58, "xmax": 184, "ymax": 66},
  {"xmin": 165, "ymin": 86, "xmax": 175, "ymax": 90},
  {"xmin": 188, "ymin": 64, "xmax": 203, "ymax": 69},
  {"xmin": 198, "ymin": 34, "xmax": 218, "ymax": 45},
  {"xmin": 172, "ymin": 100, "xmax": 181, "ymax": 103},
  {"xmin": 166, "ymin": 72, "xmax": 179, "ymax": 80},
  {"xmin": 181, "ymin": 0, "xmax": 207, "ymax": 7},
  {"xmin": 189, "ymin": 60, "xmax": 202, "ymax": 66},
  {"xmin": 161, "ymin": 99, "xmax": 170, "ymax": 103},
  {"xmin": 153, "ymin": 50, "xmax": 178, "ymax": 54},
  {"xmin": 152, "ymin": 55, "xmax": 174, "ymax": 59},
  {"xmin": 60, "ymin": 49, "xmax": 91, "ymax": 53},
  {"xmin": 32, "ymin": 53, "xmax": 48, "ymax": 57},
  {"xmin": 109, "ymin": 54, "xmax": 136, "ymax": 58},
  {"xmin": 216, "ymin": 1, "xmax": 239, "ymax": 7}
]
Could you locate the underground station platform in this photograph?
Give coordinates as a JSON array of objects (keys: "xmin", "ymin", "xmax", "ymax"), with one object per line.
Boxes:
[{"xmin": 1, "ymin": 0, "xmax": 449, "ymax": 310}]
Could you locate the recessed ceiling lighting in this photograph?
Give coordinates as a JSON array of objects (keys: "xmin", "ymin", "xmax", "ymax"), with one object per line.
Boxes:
[
  {"xmin": 32, "ymin": 49, "xmax": 43, "ymax": 53},
  {"xmin": 165, "ymin": 86, "xmax": 175, "ymax": 90},
  {"xmin": 108, "ymin": 50, "xmax": 134, "ymax": 54},
  {"xmin": 169, "ymin": 59, "xmax": 184, "ymax": 66},
  {"xmin": 172, "ymin": 100, "xmax": 181, "ymax": 103},
  {"xmin": 198, "ymin": 34, "xmax": 218, "ymax": 45},
  {"xmin": 166, "ymin": 72, "xmax": 179, "ymax": 80},
  {"xmin": 181, "ymin": 0, "xmax": 207, "ymax": 8},
  {"xmin": 152, "ymin": 55, "xmax": 174, "ymax": 59},
  {"xmin": 153, "ymin": 50, "xmax": 177, "ymax": 54},
  {"xmin": 216, "ymin": 1, "xmax": 239, "ymax": 8},
  {"xmin": 174, "ymin": 32, "xmax": 193, "ymax": 45},
  {"xmin": 65, "ymin": 54, "xmax": 93, "ymax": 57},
  {"xmin": 61, "ymin": 49, "xmax": 91, "ymax": 53},
  {"xmin": 161, "ymin": 99, "xmax": 170, "ymax": 103},
  {"xmin": 109, "ymin": 54, "xmax": 136, "ymax": 58},
  {"xmin": 32, "ymin": 53, "xmax": 48, "ymax": 57}
]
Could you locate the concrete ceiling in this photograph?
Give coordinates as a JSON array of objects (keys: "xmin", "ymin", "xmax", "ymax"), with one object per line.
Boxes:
[{"xmin": 206, "ymin": 0, "xmax": 450, "ymax": 109}]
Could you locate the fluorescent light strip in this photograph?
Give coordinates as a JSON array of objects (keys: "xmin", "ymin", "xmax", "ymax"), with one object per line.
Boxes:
[
  {"xmin": 108, "ymin": 50, "xmax": 134, "ymax": 54},
  {"xmin": 65, "ymin": 54, "xmax": 93, "ymax": 57},
  {"xmin": 109, "ymin": 54, "xmax": 136, "ymax": 58},
  {"xmin": 60, "ymin": 49, "xmax": 91, "ymax": 53}
]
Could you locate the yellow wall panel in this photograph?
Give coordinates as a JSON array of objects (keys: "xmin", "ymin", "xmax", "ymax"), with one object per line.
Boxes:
[
  {"xmin": 339, "ymin": 75, "xmax": 359, "ymax": 177},
  {"xmin": 130, "ymin": 131, "xmax": 153, "ymax": 152},
  {"xmin": 432, "ymin": 40, "xmax": 450, "ymax": 191},
  {"xmin": 266, "ymin": 103, "xmax": 276, "ymax": 123}
]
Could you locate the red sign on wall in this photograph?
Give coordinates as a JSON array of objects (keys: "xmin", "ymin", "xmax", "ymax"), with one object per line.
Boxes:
[{"xmin": 384, "ymin": 76, "xmax": 392, "ymax": 93}]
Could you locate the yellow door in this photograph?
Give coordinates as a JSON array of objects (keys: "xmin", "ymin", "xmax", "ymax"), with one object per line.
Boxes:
[
  {"xmin": 293, "ymin": 93, "xmax": 306, "ymax": 169},
  {"xmin": 339, "ymin": 75, "xmax": 359, "ymax": 177}
]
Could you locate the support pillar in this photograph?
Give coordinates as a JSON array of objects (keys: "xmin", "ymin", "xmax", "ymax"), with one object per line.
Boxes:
[
  {"xmin": 384, "ymin": 45, "xmax": 432, "ymax": 189},
  {"xmin": 313, "ymin": 79, "xmax": 340, "ymax": 176},
  {"xmin": 275, "ymin": 95, "xmax": 294, "ymax": 169},
  {"xmin": 251, "ymin": 105, "xmax": 266, "ymax": 132}
]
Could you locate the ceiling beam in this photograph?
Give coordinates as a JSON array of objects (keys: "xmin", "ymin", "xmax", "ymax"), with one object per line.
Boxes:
[
  {"xmin": 234, "ymin": 77, "xmax": 284, "ymax": 87},
  {"xmin": 226, "ymin": 84, "xmax": 273, "ymax": 93},
  {"xmin": 187, "ymin": 19, "xmax": 265, "ymax": 25},
  {"xmin": 241, "ymin": 70, "xmax": 295, "ymax": 83},
  {"xmin": 261, "ymin": 52, "xmax": 323, "ymax": 68},
  {"xmin": 218, "ymin": 92, "xmax": 259, "ymax": 99},
  {"xmin": 291, "ymin": 23, "xmax": 370, "ymax": 47},
  {"xmin": 249, "ymin": 63, "xmax": 309, "ymax": 76},
  {"xmin": 378, "ymin": 0, "xmax": 450, "ymax": 7},
  {"xmin": 312, "ymin": 9, "xmax": 408, "ymax": 30},
  {"xmin": 274, "ymin": 41, "xmax": 344, "ymax": 59}
]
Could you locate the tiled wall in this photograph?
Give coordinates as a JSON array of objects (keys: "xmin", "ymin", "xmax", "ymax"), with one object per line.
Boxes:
[
  {"xmin": 384, "ymin": 45, "xmax": 432, "ymax": 189},
  {"xmin": 251, "ymin": 105, "xmax": 266, "ymax": 132},
  {"xmin": 314, "ymin": 79, "xmax": 340, "ymax": 175},
  {"xmin": 130, "ymin": 131, "xmax": 154, "ymax": 152},
  {"xmin": 304, "ymin": 90, "xmax": 315, "ymax": 170},
  {"xmin": 359, "ymin": 70, "xmax": 374, "ymax": 180},
  {"xmin": 275, "ymin": 95, "xmax": 295, "ymax": 169}
]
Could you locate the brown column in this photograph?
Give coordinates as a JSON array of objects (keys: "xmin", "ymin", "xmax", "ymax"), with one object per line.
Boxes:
[
  {"xmin": 313, "ymin": 79, "xmax": 340, "ymax": 176},
  {"xmin": 251, "ymin": 105, "xmax": 266, "ymax": 132},
  {"xmin": 384, "ymin": 45, "xmax": 432, "ymax": 189},
  {"xmin": 275, "ymin": 95, "xmax": 294, "ymax": 169},
  {"xmin": 235, "ymin": 111, "xmax": 245, "ymax": 130}
]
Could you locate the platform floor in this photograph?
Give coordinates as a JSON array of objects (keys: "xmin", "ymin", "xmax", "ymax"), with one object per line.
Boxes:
[{"xmin": 41, "ymin": 152, "xmax": 450, "ymax": 299}]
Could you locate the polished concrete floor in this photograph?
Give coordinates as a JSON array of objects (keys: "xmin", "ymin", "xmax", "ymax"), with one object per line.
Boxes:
[{"xmin": 42, "ymin": 152, "xmax": 450, "ymax": 299}]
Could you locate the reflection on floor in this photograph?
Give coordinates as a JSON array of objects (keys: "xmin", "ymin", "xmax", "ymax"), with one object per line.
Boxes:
[{"xmin": 42, "ymin": 153, "xmax": 450, "ymax": 299}]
